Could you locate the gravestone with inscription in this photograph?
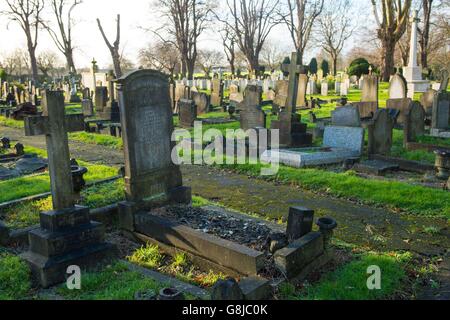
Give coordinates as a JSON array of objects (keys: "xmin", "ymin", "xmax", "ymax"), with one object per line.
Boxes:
[
  {"xmin": 211, "ymin": 78, "xmax": 223, "ymax": 107},
  {"xmin": 116, "ymin": 70, "xmax": 191, "ymax": 231},
  {"xmin": 389, "ymin": 74, "xmax": 408, "ymax": 99},
  {"xmin": 239, "ymin": 85, "xmax": 266, "ymax": 130},
  {"xmin": 296, "ymin": 74, "xmax": 308, "ymax": 109},
  {"xmin": 386, "ymin": 98, "xmax": 413, "ymax": 125},
  {"xmin": 20, "ymin": 90, "xmax": 115, "ymax": 288},
  {"xmin": 272, "ymin": 80, "xmax": 288, "ymax": 114},
  {"xmin": 332, "ymin": 106, "xmax": 361, "ymax": 127}
]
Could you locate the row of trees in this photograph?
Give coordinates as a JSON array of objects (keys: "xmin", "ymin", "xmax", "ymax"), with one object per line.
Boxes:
[{"xmin": 0, "ymin": 0, "xmax": 448, "ymax": 82}]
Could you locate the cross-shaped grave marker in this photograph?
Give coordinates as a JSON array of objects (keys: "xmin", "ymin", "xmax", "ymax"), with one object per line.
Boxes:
[
  {"xmin": 281, "ymin": 52, "xmax": 306, "ymax": 114},
  {"xmin": 24, "ymin": 90, "xmax": 85, "ymax": 210}
]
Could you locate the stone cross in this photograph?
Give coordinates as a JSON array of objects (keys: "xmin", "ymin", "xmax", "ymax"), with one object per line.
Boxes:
[
  {"xmin": 24, "ymin": 90, "xmax": 85, "ymax": 210},
  {"xmin": 281, "ymin": 52, "xmax": 305, "ymax": 113}
]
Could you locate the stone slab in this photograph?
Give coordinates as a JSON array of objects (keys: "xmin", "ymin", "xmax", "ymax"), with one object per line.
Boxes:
[
  {"xmin": 238, "ymin": 276, "xmax": 272, "ymax": 300},
  {"xmin": 353, "ymin": 160, "xmax": 400, "ymax": 176},
  {"xmin": 369, "ymin": 154, "xmax": 435, "ymax": 173},
  {"xmin": 134, "ymin": 213, "xmax": 265, "ymax": 276},
  {"xmin": 323, "ymin": 126, "xmax": 365, "ymax": 155}
]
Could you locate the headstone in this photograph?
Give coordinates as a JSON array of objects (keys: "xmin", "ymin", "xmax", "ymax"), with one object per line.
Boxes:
[
  {"xmin": 361, "ymin": 74, "xmax": 378, "ymax": 103},
  {"xmin": 404, "ymin": 101, "xmax": 425, "ymax": 145},
  {"xmin": 272, "ymin": 80, "xmax": 289, "ymax": 114},
  {"xmin": 82, "ymin": 99, "xmax": 94, "ymax": 117},
  {"xmin": 321, "ymin": 81, "xmax": 328, "ymax": 96},
  {"xmin": 420, "ymin": 89, "xmax": 437, "ymax": 115},
  {"xmin": 323, "ymin": 126, "xmax": 365, "ymax": 155},
  {"xmin": 389, "ymin": 74, "xmax": 408, "ymax": 99},
  {"xmin": 368, "ymin": 109, "xmax": 394, "ymax": 155},
  {"xmin": 353, "ymin": 101, "xmax": 378, "ymax": 119},
  {"xmin": 431, "ymin": 90, "xmax": 450, "ymax": 130},
  {"xmin": 116, "ymin": 69, "xmax": 191, "ymax": 230},
  {"xmin": 296, "ymin": 74, "xmax": 308, "ymax": 108},
  {"xmin": 286, "ymin": 207, "xmax": 314, "ymax": 242},
  {"xmin": 21, "ymin": 90, "xmax": 115, "ymax": 288},
  {"xmin": 94, "ymin": 86, "xmax": 108, "ymax": 112},
  {"xmin": 229, "ymin": 84, "xmax": 244, "ymax": 107},
  {"xmin": 332, "ymin": 106, "xmax": 361, "ymax": 127},
  {"xmin": 239, "ymin": 85, "xmax": 266, "ymax": 131},
  {"xmin": 211, "ymin": 78, "xmax": 223, "ymax": 107},
  {"xmin": 178, "ymin": 99, "xmax": 197, "ymax": 128}
]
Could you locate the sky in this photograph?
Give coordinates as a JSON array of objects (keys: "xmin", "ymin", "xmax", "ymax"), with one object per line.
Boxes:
[{"xmin": 0, "ymin": 0, "xmax": 371, "ymax": 70}]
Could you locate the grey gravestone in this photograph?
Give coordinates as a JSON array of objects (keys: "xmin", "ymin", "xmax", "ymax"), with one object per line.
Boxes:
[
  {"xmin": 21, "ymin": 90, "xmax": 115, "ymax": 288},
  {"xmin": 332, "ymin": 106, "xmax": 361, "ymax": 127},
  {"xmin": 239, "ymin": 85, "xmax": 266, "ymax": 130},
  {"xmin": 211, "ymin": 278, "xmax": 244, "ymax": 300},
  {"xmin": 432, "ymin": 91, "xmax": 450, "ymax": 130},
  {"xmin": 116, "ymin": 70, "xmax": 191, "ymax": 231},
  {"xmin": 324, "ymin": 126, "xmax": 365, "ymax": 155},
  {"xmin": 404, "ymin": 101, "xmax": 425, "ymax": 145},
  {"xmin": 296, "ymin": 74, "xmax": 308, "ymax": 108},
  {"xmin": 229, "ymin": 84, "xmax": 244, "ymax": 106},
  {"xmin": 82, "ymin": 99, "xmax": 94, "ymax": 117},
  {"xmin": 179, "ymin": 99, "xmax": 197, "ymax": 128},
  {"xmin": 386, "ymin": 98, "xmax": 413, "ymax": 125},
  {"xmin": 94, "ymin": 86, "xmax": 108, "ymax": 112},
  {"xmin": 353, "ymin": 101, "xmax": 378, "ymax": 118},
  {"xmin": 272, "ymin": 80, "xmax": 288, "ymax": 114},
  {"xmin": 389, "ymin": 74, "xmax": 408, "ymax": 99},
  {"xmin": 321, "ymin": 81, "xmax": 328, "ymax": 96},
  {"xmin": 368, "ymin": 109, "xmax": 394, "ymax": 155}
]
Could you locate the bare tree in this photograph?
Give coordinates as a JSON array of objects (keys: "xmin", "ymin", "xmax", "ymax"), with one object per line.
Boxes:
[
  {"xmin": 97, "ymin": 14, "xmax": 122, "ymax": 78},
  {"xmin": 2, "ymin": 0, "xmax": 44, "ymax": 82},
  {"xmin": 371, "ymin": 0, "xmax": 412, "ymax": 81},
  {"xmin": 398, "ymin": 22, "xmax": 411, "ymax": 67},
  {"xmin": 37, "ymin": 51, "xmax": 62, "ymax": 78},
  {"xmin": 220, "ymin": 25, "xmax": 237, "ymax": 75},
  {"xmin": 317, "ymin": 0, "xmax": 355, "ymax": 76},
  {"xmin": 280, "ymin": 0, "xmax": 324, "ymax": 64},
  {"xmin": 138, "ymin": 41, "xmax": 181, "ymax": 79},
  {"xmin": 261, "ymin": 40, "xmax": 288, "ymax": 71},
  {"xmin": 197, "ymin": 49, "xmax": 224, "ymax": 77},
  {"xmin": 152, "ymin": 0, "xmax": 213, "ymax": 80},
  {"xmin": 217, "ymin": 0, "xmax": 281, "ymax": 75},
  {"xmin": 41, "ymin": 0, "xmax": 82, "ymax": 74}
]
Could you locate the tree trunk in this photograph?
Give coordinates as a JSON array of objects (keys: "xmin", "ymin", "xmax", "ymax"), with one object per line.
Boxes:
[
  {"xmin": 382, "ymin": 38, "xmax": 396, "ymax": 82},
  {"xmin": 28, "ymin": 44, "xmax": 38, "ymax": 83},
  {"xmin": 112, "ymin": 51, "xmax": 122, "ymax": 78},
  {"xmin": 248, "ymin": 56, "xmax": 259, "ymax": 77},
  {"xmin": 65, "ymin": 49, "xmax": 76, "ymax": 74},
  {"xmin": 332, "ymin": 55, "xmax": 338, "ymax": 76},
  {"xmin": 186, "ymin": 59, "xmax": 195, "ymax": 80}
]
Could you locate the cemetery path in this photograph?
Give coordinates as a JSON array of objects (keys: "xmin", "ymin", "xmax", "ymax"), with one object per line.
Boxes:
[{"xmin": 2, "ymin": 125, "xmax": 449, "ymax": 298}]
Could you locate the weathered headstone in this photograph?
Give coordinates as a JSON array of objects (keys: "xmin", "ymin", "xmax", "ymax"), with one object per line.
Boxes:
[
  {"xmin": 211, "ymin": 78, "xmax": 223, "ymax": 107},
  {"xmin": 321, "ymin": 81, "xmax": 328, "ymax": 96},
  {"xmin": 239, "ymin": 85, "xmax": 266, "ymax": 130},
  {"xmin": 192, "ymin": 92, "xmax": 210, "ymax": 114},
  {"xmin": 296, "ymin": 74, "xmax": 308, "ymax": 108},
  {"xmin": 82, "ymin": 98, "xmax": 94, "ymax": 117},
  {"xmin": 21, "ymin": 90, "xmax": 115, "ymax": 288},
  {"xmin": 404, "ymin": 101, "xmax": 425, "ymax": 146},
  {"xmin": 272, "ymin": 80, "xmax": 288, "ymax": 114},
  {"xmin": 94, "ymin": 86, "xmax": 108, "ymax": 112},
  {"xmin": 368, "ymin": 109, "xmax": 394, "ymax": 155},
  {"xmin": 361, "ymin": 74, "xmax": 379, "ymax": 103},
  {"xmin": 332, "ymin": 106, "xmax": 361, "ymax": 127},
  {"xmin": 286, "ymin": 207, "xmax": 314, "ymax": 242},
  {"xmin": 431, "ymin": 90, "xmax": 450, "ymax": 130},
  {"xmin": 116, "ymin": 70, "xmax": 191, "ymax": 231},
  {"xmin": 389, "ymin": 73, "xmax": 408, "ymax": 99},
  {"xmin": 420, "ymin": 89, "xmax": 437, "ymax": 115},
  {"xmin": 178, "ymin": 99, "xmax": 197, "ymax": 128}
]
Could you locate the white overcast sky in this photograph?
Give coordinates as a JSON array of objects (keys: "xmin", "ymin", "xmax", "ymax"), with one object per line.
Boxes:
[{"xmin": 0, "ymin": 0, "xmax": 372, "ymax": 69}]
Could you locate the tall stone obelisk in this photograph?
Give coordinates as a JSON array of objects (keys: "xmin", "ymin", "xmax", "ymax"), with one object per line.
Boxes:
[{"xmin": 403, "ymin": 10, "xmax": 429, "ymax": 98}]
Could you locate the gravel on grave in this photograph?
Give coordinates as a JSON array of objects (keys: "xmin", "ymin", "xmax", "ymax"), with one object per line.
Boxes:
[{"xmin": 151, "ymin": 205, "xmax": 274, "ymax": 253}]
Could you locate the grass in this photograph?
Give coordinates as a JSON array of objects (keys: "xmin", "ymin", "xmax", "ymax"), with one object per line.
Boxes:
[
  {"xmin": 218, "ymin": 162, "xmax": 450, "ymax": 218},
  {"xmin": 0, "ymin": 146, "xmax": 119, "ymax": 203},
  {"xmin": 57, "ymin": 261, "xmax": 163, "ymax": 300},
  {"xmin": 279, "ymin": 251, "xmax": 412, "ymax": 300},
  {"xmin": 69, "ymin": 132, "xmax": 123, "ymax": 149},
  {"xmin": 2, "ymin": 179, "xmax": 125, "ymax": 229},
  {"xmin": 127, "ymin": 244, "xmax": 225, "ymax": 288},
  {"xmin": 0, "ymin": 253, "xmax": 32, "ymax": 300},
  {"xmin": 0, "ymin": 115, "xmax": 23, "ymax": 129}
]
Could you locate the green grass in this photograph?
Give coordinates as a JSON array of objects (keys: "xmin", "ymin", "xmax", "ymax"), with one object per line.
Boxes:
[
  {"xmin": 57, "ymin": 261, "xmax": 163, "ymax": 300},
  {"xmin": 0, "ymin": 253, "xmax": 32, "ymax": 300},
  {"xmin": 280, "ymin": 252, "xmax": 411, "ymax": 300},
  {"xmin": 65, "ymin": 103, "xmax": 82, "ymax": 114},
  {"xmin": 2, "ymin": 179, "xmax": 125, "ymax": 229},
  {"xmin": 127, "ymin": 244, "xmax": 225, "ymax": 288},
  {"xmin": 0, "ymin": 115, "xmax": 23, "ymax": 129},
  {"xmin": 69, "ymin": 132, "xmax": 123, "ymax": 149},
  {"xmin": 219, "ymin": 162, "xmax": 450, "ymax": 218},
  {"xmin": 0, "ymin": 146, "xmax": 119, "ymax": 203}
]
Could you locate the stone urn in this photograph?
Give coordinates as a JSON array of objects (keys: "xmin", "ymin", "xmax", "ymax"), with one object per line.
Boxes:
[
  {"xmin": 158, "ymin": 288, "xmax": 185, "ymax": 301},
  {"xmin": 316, "ymin": 217, "xmax": 338, "ymax": 250},
  {"xmin": 1, "ymin": 137, "xmax": 10, "ymax": 149},
  {"xmin": 71, "ymin": 165, "xmax": 88, "ymax": 193},
  {"xmin": 434, "ymin": 150, "xmax": 450, "ymax": 180}
]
